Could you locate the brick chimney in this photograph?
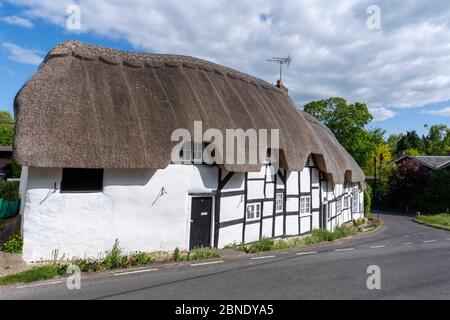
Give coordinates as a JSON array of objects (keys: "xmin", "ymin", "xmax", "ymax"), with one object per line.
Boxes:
[{"xmin": 276, "ymin": 79, "xmax": 288, "ymax": 93}]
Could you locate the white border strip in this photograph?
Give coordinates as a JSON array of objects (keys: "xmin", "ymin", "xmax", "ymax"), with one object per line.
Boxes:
[
  {"xmin": 114, "ymin": 268, "xmax": 158, "ymax": 276},
  {"xmin": 296, "ymin": 251, "xmax": 317, "ymax": 256},
  {"xmin": 335, "ymin": 248, "xmax": 354, "ymax": 252},
  {"xmin": 250, "ymin": 255, "xmax": 276, "ymax": 260},
  {"xmin": 191, "ymin": 260, "xmax": 224, "ymax": 267}
]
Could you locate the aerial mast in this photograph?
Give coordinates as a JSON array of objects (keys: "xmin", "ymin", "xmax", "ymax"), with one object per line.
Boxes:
[{"xmin": 266, "ymin": 55, "xmax": 292, "ymax": 82}]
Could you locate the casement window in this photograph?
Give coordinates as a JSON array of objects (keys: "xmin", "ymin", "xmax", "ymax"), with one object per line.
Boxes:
[
  {"xmin": 300, "ymin": 196, "xmax": 311, "ymax": 215},
  {"xmin": 305, "ymin": 155, "xmax": 315, "ymax": 167},
  {"xmin": 246, "ymin": 203, "xmax": 261, "ymax": 221},
  {"xmin": 343, "ymin": 196, "xmax": 349, "ymax": 208},
  {"xmin": 276, "ymin": 193, "xmax": 283, "ymax": 212},
  {"xmin": 61, "ymin": 168, "xmax": 104, "ymax": 192},
  {"xmin": 336, "ymin": 198, "xmax": 342, "ymax": 213},
  {"xmin": 352, "ymin": 191, "xmax": 359, "ymax": 212}
]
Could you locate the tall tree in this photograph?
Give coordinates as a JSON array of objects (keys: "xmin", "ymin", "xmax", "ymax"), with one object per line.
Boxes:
[
  {"xmin": 303, "ymin": 97, "xmax": 384, "ymax": 166},
  {"xmin": 423, "ymin": 124, "xmax": 450, "ymax": 155},
  {"xmin": 395, "ymin": 130, "xmax": 424, "ymax": 155}
]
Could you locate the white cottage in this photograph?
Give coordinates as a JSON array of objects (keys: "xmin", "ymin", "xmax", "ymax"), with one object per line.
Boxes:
[{"xmin": 14, "ymin": 41, "xmax": 365, "ymax": 262}]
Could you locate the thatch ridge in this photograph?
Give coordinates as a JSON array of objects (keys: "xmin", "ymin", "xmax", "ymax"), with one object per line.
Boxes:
[{"xmin": 14, "ymin": 40, "xmax": 365, "ymax": 184}]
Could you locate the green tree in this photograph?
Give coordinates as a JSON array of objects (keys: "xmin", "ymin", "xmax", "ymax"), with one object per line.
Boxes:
[
  {"xmin": 303, "ymin": 97, "xmax": 384, "ymax": 166},
  {"xmin": 395, "ymin": 130, "xmax": 424, "ymax": 155},
  {"xmin": 423, "ymin": 124, "xmax": 450, "ymax": 155},
  {"xmin": 0, "ymin": 111, "xmax": 14, "ymax": 146}
]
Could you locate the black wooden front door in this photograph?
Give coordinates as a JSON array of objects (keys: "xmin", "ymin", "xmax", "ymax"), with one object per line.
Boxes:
[{"xmin": 190, "ymin": 197, "xmax": 213, "ymax": 250}]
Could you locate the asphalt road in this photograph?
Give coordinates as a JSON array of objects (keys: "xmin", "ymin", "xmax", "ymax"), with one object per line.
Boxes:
[{"xmin": 2, "ymin": 212, "xmax": 450, "ymax": 300}]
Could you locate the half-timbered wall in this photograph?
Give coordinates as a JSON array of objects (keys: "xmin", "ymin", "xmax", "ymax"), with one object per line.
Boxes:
[{"xmin": 215, "ymin": 159, "xmax": 363, "ymax": 247}]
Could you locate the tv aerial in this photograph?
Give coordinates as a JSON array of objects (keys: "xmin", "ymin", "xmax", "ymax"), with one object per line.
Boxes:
[{"xmin": 266, "ymin": 55, "xmax": 292, "ymax": 82}]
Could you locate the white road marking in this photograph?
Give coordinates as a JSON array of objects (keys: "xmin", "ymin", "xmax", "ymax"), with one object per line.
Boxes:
[
  {"xmin": 296, "ymin": 251, "xmax": 317, "ymax": 256},
  {"xmin": 334, "ymin": 248, "xmax": 354, "ymax": 252},
  {"xmin": 190, "ymin": 260, "xmax": 224, "ymax": 266},
  {"xmin": 17, "ymin": 280, "xmax": 62, "ymax": 289},
  {"xmin": 424, "ymin": 240, "xmax": 436, "ymax": 243},
  {"xmin": 447, "ymin": 238, "xmax": 450, "ymax": 241},
  {"xmin": 402, "ymin": 242, "xmax": 413, "ymax": 245},
  {"xmin": 250, "ymin": 255, "xmax": 276, "ymax": 260},
  {"xmin": 114, "ymin": 268, "xmax": 158, "ymax": 276},
  {"xmin": 370, "ymin": 245, "xmax": 386, "ymax": 249}
]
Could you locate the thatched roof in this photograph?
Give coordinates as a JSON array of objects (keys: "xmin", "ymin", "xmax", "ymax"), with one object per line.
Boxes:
[{"xmin": 13, "ymin": 40, "xmax": 364, "ymax": 184}]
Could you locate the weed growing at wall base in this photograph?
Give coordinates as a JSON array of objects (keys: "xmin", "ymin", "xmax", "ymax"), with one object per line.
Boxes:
[
  {"xmin": 1, "ymin": 233, "xmax": 23, "ymax": 254},
  {"xmin": 233, "ymin": 225, "xmax": 358, "ymax": 253}
]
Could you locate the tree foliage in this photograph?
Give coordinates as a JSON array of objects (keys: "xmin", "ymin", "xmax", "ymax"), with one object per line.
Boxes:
[
  {"xmin": 303, "ymin": 97, "xmax": 384, "ymax": 166},
  {"xmin": 387, "ymin": 124, "xmax": 450, "ymax": 157},
  {"xmin": 0, "ymin": 111, "xmax": 14, "ymax": 146}
]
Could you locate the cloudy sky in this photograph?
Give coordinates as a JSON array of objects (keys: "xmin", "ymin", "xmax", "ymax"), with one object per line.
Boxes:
[{"xmin": 1, "ymin": 0, "xmax": 449, "ymax": 136}]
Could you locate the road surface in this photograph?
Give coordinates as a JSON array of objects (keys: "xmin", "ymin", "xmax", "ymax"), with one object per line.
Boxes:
[{"xmin": 1, "ymin": 212, "xmax": 450, "ymax": 299}]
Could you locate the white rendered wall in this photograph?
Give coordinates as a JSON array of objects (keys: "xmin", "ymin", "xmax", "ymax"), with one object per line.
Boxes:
[{"xmin": 22, "ymin": 165, "xmax": 218, "ymax": 262}]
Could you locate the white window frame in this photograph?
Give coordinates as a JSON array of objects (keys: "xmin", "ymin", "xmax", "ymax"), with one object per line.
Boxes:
[
  {"xmin": 336, "ymin": 197, "xmax": 342, "ymax": 213},
  {"xmin": 246, "ymin": 203, "xmax": 261, "ymax": 221},
  {"xmin": 276, "ymin": 193, "xmax": 283, "ymax": 212},
  {"xmin": 300, "ymin": 196, "xmax": 311, "ymax": 216},
  {"xmin": 352, "ymin": 191, "xmax": 359, "ymax": 212},
  {"xmin": 343, "ymin": 196, "xmax": 349, "ymax": 209}
]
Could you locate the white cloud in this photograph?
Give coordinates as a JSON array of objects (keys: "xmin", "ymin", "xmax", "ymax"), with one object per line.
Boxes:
[
  {"xmin": 6, "ymin": 0, "xmax": 450, "ymax": 115},
  {"xmin": 421, "ymin": 106, "xmax": 450, "ymax": 117},
  {"xmin": 0, "ymin": 15, "xmax": 33, "ymax": 27},
  {"xmin": 2, "ymin": 42, "xmax": 42, "ymax": 65},
  {"xmin": 369, "ymin": 107, "xmax": 397, "ymax": 121}
]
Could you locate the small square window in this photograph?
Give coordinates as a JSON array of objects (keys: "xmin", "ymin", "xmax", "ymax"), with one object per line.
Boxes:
[
  {"xmin": 246, "ymin": 203, "xmax": 261, "ymax": 221},
  {"xmin": 300, "ymin": 196, "xmax": 311, "ymax": 215},
  {"xmin": 61, "ymin": 168, "xmax": 103, "ymax": 192},
  {"xmin": 276, "ymin": 193, "xmax": 283, "ymax": 212}
]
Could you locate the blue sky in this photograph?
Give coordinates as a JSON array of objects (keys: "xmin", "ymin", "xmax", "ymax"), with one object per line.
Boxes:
[{"xmin": 1, "ymin": 0, "xmax": 449, "ymax": 137}]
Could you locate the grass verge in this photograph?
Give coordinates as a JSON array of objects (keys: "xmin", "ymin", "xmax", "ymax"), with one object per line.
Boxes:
[
  {"xmin": 0, "ymin": 242, "xmax": 219, "ymax": 286},
  {"xmin": 233, "ymin": 220, "xmax": 383, "ymax": 254},
  {"xmin": 414, "ymin": 213, "xmax": 450, "ymax": 231},
  {"xmin": 0, "ymin": 265, "xmax": 61, "ymax": 285}
]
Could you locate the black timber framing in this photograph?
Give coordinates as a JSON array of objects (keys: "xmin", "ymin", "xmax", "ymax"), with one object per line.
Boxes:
[
  {"xmin": 271, "ymin": 172, "xmax": 278, "ymax": 238},
  {"xmin": 214, "ymin": 169, "xmax": 234, "ymax": 248},
  {"xmin": 242, "ymin": 172, "xmax": 248, "ymax": 244}
]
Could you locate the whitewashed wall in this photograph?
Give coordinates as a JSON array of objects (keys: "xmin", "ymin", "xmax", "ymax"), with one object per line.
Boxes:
[{"xmin": 21, "ymin": 165, "xmax": 218, "ymax": 262}]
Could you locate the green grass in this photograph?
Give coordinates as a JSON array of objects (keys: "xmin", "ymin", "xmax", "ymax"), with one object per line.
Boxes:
[
  {"xmin": 415, "ymin": 213, "xmax": 450, "ymax": 230},
  {"xmin": 234, "ymin": 225, "xmax": 358, "ymax": 253},
  {"xmin": 0, "ymin": 265, "xmax": 62, "ymax": 285}
]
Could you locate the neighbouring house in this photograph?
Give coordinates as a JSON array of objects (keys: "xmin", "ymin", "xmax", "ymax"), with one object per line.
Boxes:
[
  {"xmin": 14, "ymin": 41, "xmax": 365, "ymax": 262},
  {"xmin": 0, "ymin": 146, "xmax": 13, "ymax": 180},
  {"xmin": 390, "ymin": 155, "xmax": 450, "ymax": 171}
]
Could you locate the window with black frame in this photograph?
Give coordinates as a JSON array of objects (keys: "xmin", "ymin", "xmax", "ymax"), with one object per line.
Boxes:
[{"xmin": 60, "ymin": 168, "xmax": 104, "ymax": 192}]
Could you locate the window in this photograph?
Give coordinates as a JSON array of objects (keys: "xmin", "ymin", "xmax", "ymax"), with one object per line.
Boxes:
[
  {"xmin": 61, "ymin": 168, "xmax": 103, "ymax": 192},
  {"xmin": 336, "ymin": 198, "xmax": 342, "ymax": 213},
  {"xmin": 300, "ymin": 196, "xmax": 311, "ymax": 215},
  {"xmin": 306, "ymin": 155, "xmax": 315, "ymax": 167},
  {"xmin": 352, "ymin": 191, "xmax": 359, "ymax": 212},
  {"xmin": 246, "ymin": 203, "xmax": 261, "ymax": 221},
  {"xmin": 343, "ymin": 196, "xmax": 349, "ymax": 208},
  {"xmin": 276, "ymin": 193, "xmax": 283, "ymax": 212}
]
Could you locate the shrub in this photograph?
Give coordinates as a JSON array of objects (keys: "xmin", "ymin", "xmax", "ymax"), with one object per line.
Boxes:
[
  {"xmin": 104, "ymin": 239, "xmax": 122, "ymax": 269},
  {"xmin": 364, "ymin": 184, "xmax": 372, "ymax": 215},
  {"xmin": 0, "ymin": 180, "xmax": 20, "ymax": 201},
  {"xmin": 311, "ymin": 229, "xmax": 334, "ymax": 242},
  {"xmin": 1, "ymin": 232, "xmax": 23, "ymax": 254},
  {"xmin": 173, "ymin": 247, "xmax": 181, "ymax": 262}
]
